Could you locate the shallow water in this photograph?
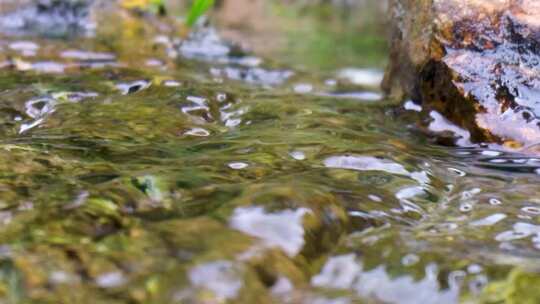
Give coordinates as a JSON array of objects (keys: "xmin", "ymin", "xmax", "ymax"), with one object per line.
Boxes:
[{"xmin": 0, "ymin": 2, "xmax": 540, "ymax": 304}]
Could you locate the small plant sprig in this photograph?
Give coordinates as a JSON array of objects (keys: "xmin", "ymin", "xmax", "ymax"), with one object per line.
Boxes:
[{"xmin": 185, "ymin": 0, "xmax": 215, "ymax": 27}]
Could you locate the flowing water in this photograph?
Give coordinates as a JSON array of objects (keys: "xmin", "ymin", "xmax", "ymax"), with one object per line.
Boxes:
[{"xmin": 0, "ymin": 2, "xmax": 540, "ymax": 303}]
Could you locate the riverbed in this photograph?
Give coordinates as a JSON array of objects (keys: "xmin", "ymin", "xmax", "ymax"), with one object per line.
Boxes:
[{"xmin": 0, "ymin": 1, "xmax": 539, "ymax": 303}]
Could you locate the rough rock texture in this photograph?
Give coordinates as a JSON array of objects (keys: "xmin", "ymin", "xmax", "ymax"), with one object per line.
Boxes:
[{"xmin": 383, "ymin": 0, "xmax": 540, "ymax": 149}]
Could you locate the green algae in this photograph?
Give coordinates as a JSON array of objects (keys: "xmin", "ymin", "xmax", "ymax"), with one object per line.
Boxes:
[
  {"xmin": 466, "ymin": 269, "xmax": 540, "ymax": 304},
  {"xmin": 0, "ymin": 1, "xmax": 539, "ymax": 304}
]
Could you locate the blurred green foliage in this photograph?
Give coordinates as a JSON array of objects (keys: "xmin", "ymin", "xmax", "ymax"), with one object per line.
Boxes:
[{"xmin": 186, "ymin": 0, "xmax": 215, "ymax": 27}]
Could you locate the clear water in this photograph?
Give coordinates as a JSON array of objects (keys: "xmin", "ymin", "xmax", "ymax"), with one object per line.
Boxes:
[{"xmin": 0, "ymin": 2, "xmax": 540, "ymax": 303}]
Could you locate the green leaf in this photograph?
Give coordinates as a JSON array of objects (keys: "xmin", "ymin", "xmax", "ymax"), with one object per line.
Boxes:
[{"xmin": 186, "ymin": 0, "xmax": 215, "ymax": 27}]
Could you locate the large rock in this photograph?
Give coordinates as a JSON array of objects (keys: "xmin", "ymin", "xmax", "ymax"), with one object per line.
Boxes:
[{"xmin": 383, "ymin": 0, "xmax": 540, "ymax": 149}]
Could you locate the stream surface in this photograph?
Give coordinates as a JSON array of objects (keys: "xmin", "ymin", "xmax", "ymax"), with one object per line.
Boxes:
[{"xmin": 0, "ymin": 2, "xmax": 540, "ymax": 304}]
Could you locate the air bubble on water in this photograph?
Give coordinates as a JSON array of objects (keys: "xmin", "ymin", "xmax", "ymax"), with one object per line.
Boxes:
[
  {"xmin": 32, "ymin": 61, "xmax": 66, "ymax": 73},
  {"xmin": 368, "ymin": 195, "xmax": 382, "ymax": 202},
  {"xmin": 228, "ymin": 162, "xmax": 248, "ymax": 170},
  {"xmin": 448, "ymin": 168, "xmax": 466, "ymax": 177},
  {"xmin": 225, "ymin": 118, "xmax": 242, "ymax": 127},
  {"xmin": 289, "ymin": 151, "xmax": 306, "ymax": 161},
  {"xmin": 221, "ymin": 107, "xmax": 247, "ymax": 128},
  {"xmin": 51, "ymin": 91, "xmax": 98, "ymax": 103},
  {"xmin": 522, "ymin": 206, "xmax": 540, "ymax": 215},
  {"xmin": 163, "ymin": 80, "xmax": 181, "ymax": 87},
  {"xmin": 184, "ymin": 128, "xmax": 210, "ymax": 137},
  {"xmin": 216, "ymin": 93, "xmax": 227, "ymax": 102},
  {"xmin": 437, "ymin": 222, "xmax": 459, "ymax": 231},
  {"xmin": 459, "ymin": 203, "xmax": 473, "ymax": 212},
  {"xmin": 495, "ymin": 222, "xmax": 540, "ymax": 242},
  {"xmin": 324, "ymin": 156, "xmax": 415, "ymax": 185},
  {"xmin": 469, "ymin": 213, "xmax": 506, "ymax": 227},
  {"xmin": 96, "ymin": 272, "xmax": 126, "ymax": 288},
  {"xmin": 182, "ymin": 96, "xmax": 210, "ymax": 115},
  {"xmin": 497, "ymin": 231, "xmax": 529, "ymax": 241},
  {"xmin": 396, "ymin": 187, "xmax": 425, "ymax": 201},
  {"xmin": 349, "ymin": 211, "xmax": 370, "ymax": 218},
  {"xmin": 481, "ymin": 150, "xmax": 501, "ymax": 157},
  {"xmin": 60, "ymin": 50, "xmax": 115, "ymax": 61},
  {"xmin": 461, "ymin": 188, "xmax": 481, "ymax": 200},
  {"xmin": 293, "ymin": 83, "xmax": 313, "ymax": 94},
  {"xmin": 489, "ymin": 198, "xmax": 502, "ymax": 206},
  {"xmin": 116, "ymin": 80, "xmax": 150, "ymax": 95},
  {"xmin": 319, "ymin": 91, "xmax": 383, "ymax": 101},
  {"xmin": 186, "ymin": 96, "xmax": 207, "ymax": 104},
  {"xmin": 470, "ymin": 188, "xmax": 482, "ymax": 194}
]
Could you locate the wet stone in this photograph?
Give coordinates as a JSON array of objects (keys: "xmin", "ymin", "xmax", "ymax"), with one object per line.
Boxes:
[{"xmin": 384, "ymin": 0, "xmax": 540, "ymax": 152}]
